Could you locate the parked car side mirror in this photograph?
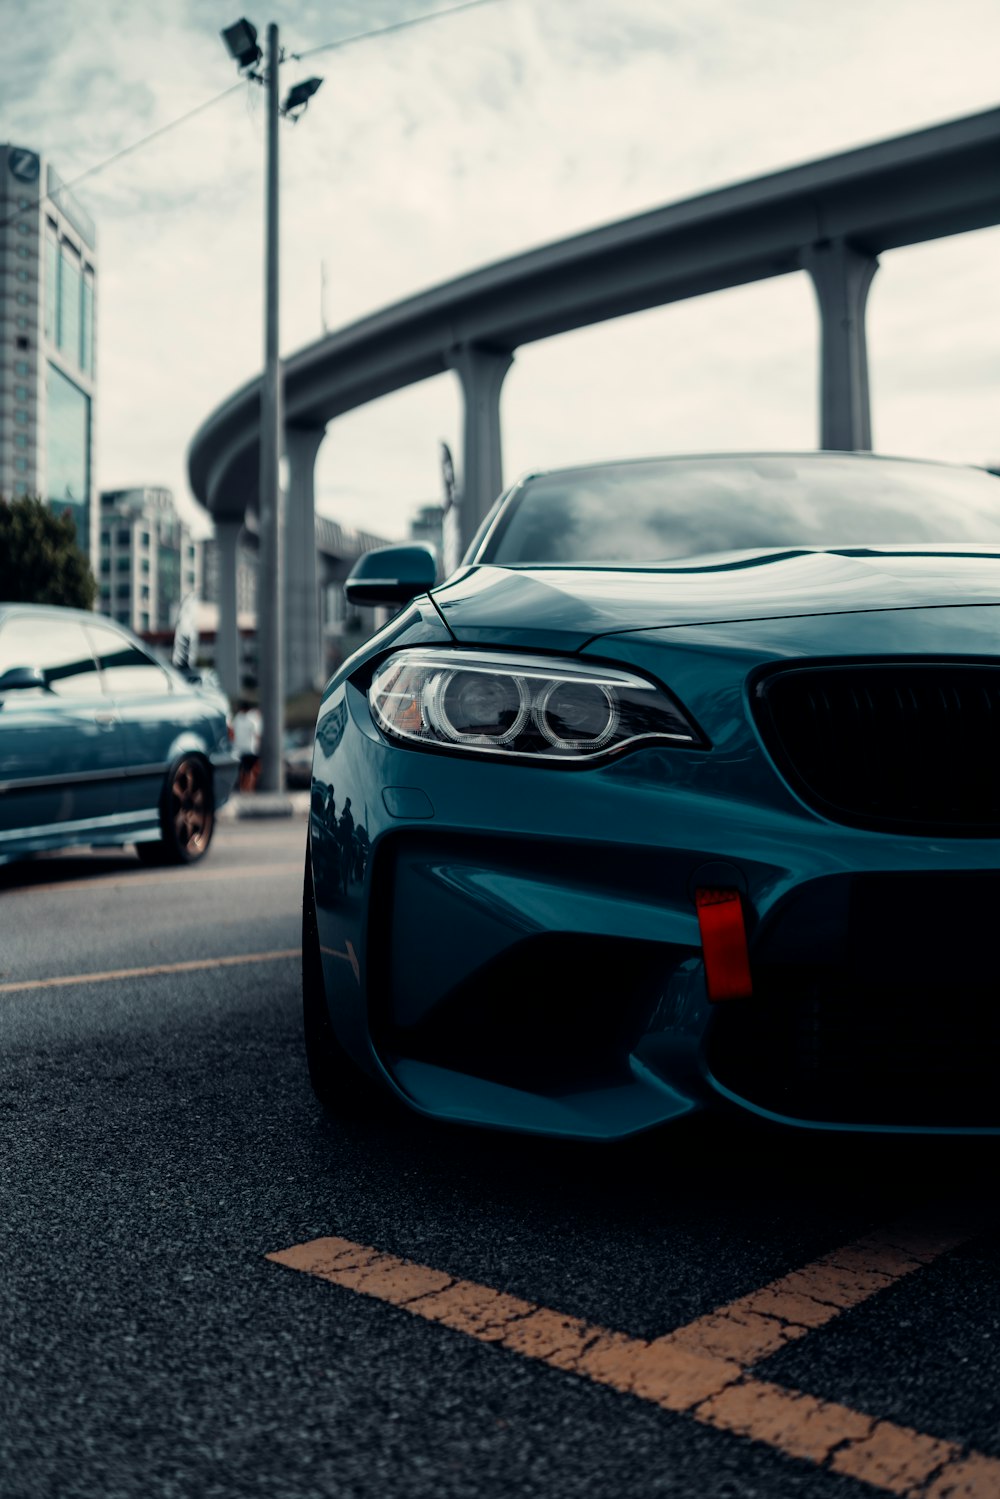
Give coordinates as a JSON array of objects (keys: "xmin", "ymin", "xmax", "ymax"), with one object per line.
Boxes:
[
  {"xmin": 0, "ymin": 665, "xmax": 47, "ymax": 694},
  {"xmin": 344, "ymin": 544, "xmax": 438, "ymax": 609}
]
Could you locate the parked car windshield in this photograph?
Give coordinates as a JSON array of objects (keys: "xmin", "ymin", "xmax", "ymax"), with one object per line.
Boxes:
[{"xmin": 479, "ymin": 454, "xmax": 1000, "ymax": 566}]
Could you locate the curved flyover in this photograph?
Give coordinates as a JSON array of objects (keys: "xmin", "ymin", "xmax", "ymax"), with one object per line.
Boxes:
[{"xmin": 188, "ymin": 105, "xmax": 1000, "ymax": 694}]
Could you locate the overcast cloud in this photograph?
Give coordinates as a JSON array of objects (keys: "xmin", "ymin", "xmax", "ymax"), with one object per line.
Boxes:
[{"xmin": 5, "ymin": 0, "xmax": 1000, "ymax": 540}]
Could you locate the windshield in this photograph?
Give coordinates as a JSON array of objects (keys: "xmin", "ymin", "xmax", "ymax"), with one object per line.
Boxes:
[{"xmin": 479, "ymin": 455, "xmax": 1000, "ymax": 566}]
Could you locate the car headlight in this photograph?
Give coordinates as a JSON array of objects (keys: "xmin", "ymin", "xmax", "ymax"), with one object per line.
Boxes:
[{"xmin": 368, "ymin": 650, "xmax": 706, "ymax": 763}]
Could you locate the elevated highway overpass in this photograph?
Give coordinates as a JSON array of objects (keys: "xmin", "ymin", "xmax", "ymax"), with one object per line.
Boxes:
[{"xmin": 188, "ymin": 106, "xmax": 1000, "ymax": 699}]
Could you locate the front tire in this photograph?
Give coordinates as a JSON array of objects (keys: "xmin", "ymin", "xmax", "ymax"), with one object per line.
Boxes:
[
  {"xmin": 302, "ymin": 846, "xmax": 380, "ymax": 1117},
  {"xmin": 137, "ymin": 755, "xmax": 215, "ymax": 867}
]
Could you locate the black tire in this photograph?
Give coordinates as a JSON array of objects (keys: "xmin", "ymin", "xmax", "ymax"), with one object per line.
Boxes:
[
  {"xmin": 137, "ymin": 755, "xmax": 215, "ymax": 867},
  {"xmin": 302, "ymin": 845, "xmax": 381, "ymax": 1118}
]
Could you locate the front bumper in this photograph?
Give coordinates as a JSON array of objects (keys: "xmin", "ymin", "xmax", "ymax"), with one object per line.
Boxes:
[{"xmin": 311, "ymin": 618, "xmax": 1000, "ymax": 1140}]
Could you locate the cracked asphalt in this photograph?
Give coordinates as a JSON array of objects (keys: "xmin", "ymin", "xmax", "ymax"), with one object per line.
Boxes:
[{"xmin": 2, "ymin": 817, "xmax": 999, "ymax": 1498}]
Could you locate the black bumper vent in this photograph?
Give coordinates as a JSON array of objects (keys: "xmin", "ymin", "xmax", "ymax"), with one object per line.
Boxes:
[
  {"xmin": 756, "ymin": 662, "xmax": 1000, "ymax": 835},
  {"xmin": 708, "ymin": 970, "xmax": 1000, "ymax": 1129}
]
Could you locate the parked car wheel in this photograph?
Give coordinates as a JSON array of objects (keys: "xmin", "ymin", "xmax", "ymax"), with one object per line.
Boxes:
[
  {"xmin": 138, "ymin": 754, "xmax": 215, "ymax": 866},
  {"xmin": 302, "ymin": 847, "xmax": 380, "ymax": 1117}
]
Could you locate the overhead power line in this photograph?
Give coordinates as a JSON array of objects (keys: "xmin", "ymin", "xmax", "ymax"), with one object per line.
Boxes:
[
  {"xmin": 290, "ymin": 0, "xmax": 507, "ymax": 61},
  {"xmin": 0, "ymin": 82, "xmax": 244, "ymax": 232},
  {"xmin": 1, "ymin": 0, "xmax": 508, "ymax": 232}
]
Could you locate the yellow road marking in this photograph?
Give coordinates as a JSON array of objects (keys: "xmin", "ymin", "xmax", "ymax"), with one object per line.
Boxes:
[
  {"xmin": 0, "ymin": 949, "xmax": 298, "ymax": 994},
  {"xmin": 4, "ymin": 862, "xmax": 303, "ymax": 897},
  {"xmin": 267, "ymin": 1224, "xmax": 1000, "ymax": 1497}
]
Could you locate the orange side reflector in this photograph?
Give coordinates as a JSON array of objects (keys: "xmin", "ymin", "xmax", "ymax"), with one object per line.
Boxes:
[{"xmin": 695, "ymin": 887, "xmax": 752, "ymax": 1002}]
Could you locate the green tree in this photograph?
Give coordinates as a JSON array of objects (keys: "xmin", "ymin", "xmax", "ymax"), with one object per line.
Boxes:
[{"xmin": 0, "ymin": 495, "xmax": 96, "ymax": 609}]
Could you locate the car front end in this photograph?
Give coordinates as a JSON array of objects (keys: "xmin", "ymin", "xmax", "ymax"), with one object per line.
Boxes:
[
  {"xmin": 307, "ymin": 455, "xmax": 1000, "ymax": 1139},
  {"xmin": 309, "ymin": 577, "xmax": 1000, "ymax": 1139}
]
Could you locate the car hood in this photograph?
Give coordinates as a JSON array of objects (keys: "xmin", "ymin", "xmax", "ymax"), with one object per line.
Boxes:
[{"xmin": 431, "ymin": 547, "xmax": 1000, "ymax": 650}]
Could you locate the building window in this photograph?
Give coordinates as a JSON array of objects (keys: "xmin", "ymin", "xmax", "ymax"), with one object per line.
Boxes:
[
  {"xmin": 16, "ymin": 292, "xmax": 29, "ymax": 306},
  {"xmin": 58, "ymin": 243, "xmax": 82, "ymax": 367},
  {"xmin": 44, "ymin": 226, "xmax": 58, "ymax": 343},
  {"xmin": 100, "ymin": 558, "xmax": 110, "ymax": 574},
  {"xmin": 100, "ymin": 529, "xmax": 110, "ymax": 545},
  {"xmin": 117, "ymin": 528, "xmax": 130, "ymax": 546},
  {"xmin": 116, "ymin": 556, "xmax": 130, "ymax": 572},
  {"xmin": 14, "ymin": 361, "xmax": 29, "ymax": 376},
  {"xmin": 14, "ymin": 459, "xmax": 28, "ymax": 473},
  {"xmin": 16, "ymin": 270, "xmax": 29, "ymax": 282},
  {"xmin": 14, "ymin": 385, "xmax": 28, "ymax": 400},
  {"xmin": 16, "ymin": 244, "xmax": 30, "ymax": 258},
  {"xmin": 45, "ymin": 361, "xmax": 91, "ymax": 554},
  {"xmin": 14, "ymin": 434, "xmax": 28, "ymax": 449},
  {"xmin": 16, "ymin": 222, "xmax": 30, "ymax": 235},
  {"xmin": 81, "ymin": 270, "xmax": 94, "ymax": 376},
  {"xmin": 14, "ymin": 411, "xmax": 28, "ymax": 426},
  {"xmin": 16, "ymin": 318, "xmax": 29, "ymax": 330}
]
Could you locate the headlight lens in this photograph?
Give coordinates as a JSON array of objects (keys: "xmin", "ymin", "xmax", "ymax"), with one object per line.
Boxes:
[{"xmin": 368, "ymin": 650, "xmax": 705, "ymax": 762}]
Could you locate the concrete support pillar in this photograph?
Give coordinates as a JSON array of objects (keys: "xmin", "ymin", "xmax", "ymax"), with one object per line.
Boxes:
[
  {"xmin": 448, "ymin": 342, "xmax": 514, "ymax": 553},
  {"xmin": 284, "ymin": 423, "xmax": 326, "ymax": 696},
  {"xmin": 802, "ymin": 239, "xmax": 879, "ymax": 451},
  {"xmin": 214, "ymin": 517, "xmax": 243, "ymax": 705}
]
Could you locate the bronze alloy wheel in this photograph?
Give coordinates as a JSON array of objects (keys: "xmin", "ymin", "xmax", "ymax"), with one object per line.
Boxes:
[{"xmin": 169, "ymin": 756, "xmax": 213, "ymax": 860}]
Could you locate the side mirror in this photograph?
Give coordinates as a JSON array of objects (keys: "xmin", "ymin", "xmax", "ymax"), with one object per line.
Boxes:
[
  {"xmin": 0, "ymin": 665, "xmax": 47, "ymax": 693},
  {"xmin": 344, "ymin": 543, "xmax": 438, "ymax": 609}
]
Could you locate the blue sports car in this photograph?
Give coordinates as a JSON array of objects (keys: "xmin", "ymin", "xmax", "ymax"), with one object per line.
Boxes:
[
  {"xmin": 304, "ymin": 452, "xmax": 1000, "ymax": 1138},
  {"xmin": 0, "ymin": 604, "xmax": 236, "ymax": 867}
]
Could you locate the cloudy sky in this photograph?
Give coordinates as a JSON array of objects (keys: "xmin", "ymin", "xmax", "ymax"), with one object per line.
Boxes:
[{"xmin": 7, "ymin": 0, "xmax": 1000, "ymax": 540}]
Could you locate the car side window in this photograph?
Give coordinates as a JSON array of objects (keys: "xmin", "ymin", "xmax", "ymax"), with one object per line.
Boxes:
[
  {"xmin": 84, "ymin": 621, "xmax": 173, "ymax": 696},
  {"xmin": 0, "ymin": 615, "xmax": 103, "ymax": 699}
]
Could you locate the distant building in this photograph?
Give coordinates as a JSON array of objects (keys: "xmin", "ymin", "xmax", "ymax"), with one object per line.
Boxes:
[
  {"xmin": 200, "ymin": 514, "xmax": 392, "ymax": 692},
  {"xmin": 97, "ymin": 487, "xmax": 202, "ymax": 637},
  {"xmin": 409, "ymin": 502, "xmax": 444, "ymax": 567},
  {"xmin": 0, "ymin": 144, "xmax": 98, "ymax": 558}
]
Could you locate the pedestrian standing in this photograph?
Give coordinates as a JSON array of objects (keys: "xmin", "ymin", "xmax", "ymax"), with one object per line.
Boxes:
[{"xmin": 232, "ymin": 699, "xmax": 263, "ymax": 792}]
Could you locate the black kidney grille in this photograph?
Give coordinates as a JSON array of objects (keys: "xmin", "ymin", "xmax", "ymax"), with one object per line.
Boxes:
[{"xmin": 757, "ymin": 663, "xmax": 1000, "ymax": 834}]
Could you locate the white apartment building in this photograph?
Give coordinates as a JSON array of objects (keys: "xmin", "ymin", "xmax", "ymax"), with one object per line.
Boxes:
[{"xmin": 98, "ymin": 487, "xmax": 201, "ymax": 637}]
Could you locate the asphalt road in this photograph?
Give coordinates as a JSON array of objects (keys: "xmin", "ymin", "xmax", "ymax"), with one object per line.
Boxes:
[{"xmin": 2, "ymin": 816, "xmax": 999, "ymax": 1499}]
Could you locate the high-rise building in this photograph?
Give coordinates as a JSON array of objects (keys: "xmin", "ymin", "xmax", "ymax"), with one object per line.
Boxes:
[
  {"xmin": 0, "ymin": 144, "xmax": 98, "ymax": 557},
  {"xmin": 98, "ymin": 487, "xmax": 202, "ymax": 638}
]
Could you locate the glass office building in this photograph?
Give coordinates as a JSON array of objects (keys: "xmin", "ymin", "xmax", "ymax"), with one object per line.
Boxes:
[
  {"xmin": 0, "ymin": 145, "xmax": 98, "ymax": 559},
  {"xmin": 46, "ymin": 362, "xmax": 91, "ymax": 551}
]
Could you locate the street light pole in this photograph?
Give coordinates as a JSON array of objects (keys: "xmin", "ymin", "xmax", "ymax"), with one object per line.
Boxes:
[
  {"xmin": 258, "ymin": 20, "xmax": 284, "ymax": 792},
  {"xmin": 221, "ymin": 17, "xmax": 324, "ymax": 789}
]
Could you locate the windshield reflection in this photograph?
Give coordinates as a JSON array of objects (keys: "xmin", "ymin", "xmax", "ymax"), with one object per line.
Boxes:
[{"xmin": 481, "ymin": 455, "xmax": 1000, "ymax": 566}]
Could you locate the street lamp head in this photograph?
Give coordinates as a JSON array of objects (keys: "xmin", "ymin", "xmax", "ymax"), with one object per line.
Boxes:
[
  {"xmin": 282, "ymin": 76, "xmax": 324, "ymax": 116},
  {"xmin": 221, "ymin": 18, "xmax": 262, "ymax": 70}
]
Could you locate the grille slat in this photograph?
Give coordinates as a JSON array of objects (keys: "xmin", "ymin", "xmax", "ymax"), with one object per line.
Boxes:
[{"xmin": 757, "ymin": 663, "xmax": 1000, "ymax": 834}]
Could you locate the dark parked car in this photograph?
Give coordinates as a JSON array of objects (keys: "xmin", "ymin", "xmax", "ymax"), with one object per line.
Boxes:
[
  {"xmin": 0, "ymin": 604, "xmax": 237, "ymax": 866},
  {"xmin": 284, "ymin": 727, "xmax": 313, "ymax": 789},
  {"xmin": 304, "ymin": 452, "xmax": 1000, "ymax": 1138}
]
